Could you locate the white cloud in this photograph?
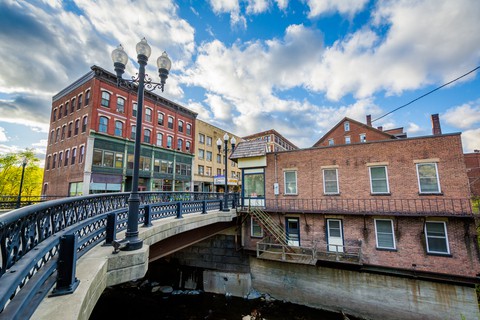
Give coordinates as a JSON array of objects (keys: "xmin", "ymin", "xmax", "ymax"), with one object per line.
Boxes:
[
  {"xmin": 406, "ymin": 122, "xmax": 422, "ymax": 134},
  {"xmin": 306, "ymin": 0, "xmax": 369, "ymax": 18},
  {"xmin": 0, "ymin": 127, "xmax": 7, "ymax": 142},
  {"xmin": 462, "ymin": 128, "xmax": 480, "ymax": 153},
  {"xmin": 443, "ymin": 101, "xmax": 480, "ymax": 129},
  {"xmin": 246, "ymin": 0, "xmax": 270, "ymax": 14}
]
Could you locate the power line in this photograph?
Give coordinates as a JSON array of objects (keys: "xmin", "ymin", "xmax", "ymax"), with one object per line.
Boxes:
[{"xmin": 372, "ymin": 66, "xmax": 480, "ymax": 123}]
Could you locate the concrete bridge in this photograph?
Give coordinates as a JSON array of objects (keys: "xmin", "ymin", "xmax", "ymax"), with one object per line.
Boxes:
[{"xmin": 0, "ymin": 192, "xmax": 238, "ymax": 320}]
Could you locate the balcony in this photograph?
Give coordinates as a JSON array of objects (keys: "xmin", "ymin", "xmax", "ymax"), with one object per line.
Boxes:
[
  {"xmin": 261, "ymin": 198, "xmax": 473, "ymax": 217},
  {"xmin": 256, "ymin": 237, "xmax": 362, "ymax": 265}
]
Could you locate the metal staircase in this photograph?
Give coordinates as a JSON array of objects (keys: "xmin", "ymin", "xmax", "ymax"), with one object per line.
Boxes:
[{"xmin": 249, "ymin": 207, "xmax": 289, "ymax": 246}]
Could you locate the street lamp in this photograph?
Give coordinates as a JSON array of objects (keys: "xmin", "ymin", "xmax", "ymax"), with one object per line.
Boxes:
[
  {"xmin": 216, "ymin": 133, "xmax": 236, "ymax": 211},
  {"xmin": 111, "ymin": 38, "xmax": 172, "ymax": 251},
  {"xmin": 16, "ymin": 157, "xmax": 27, "ymax": 209}
]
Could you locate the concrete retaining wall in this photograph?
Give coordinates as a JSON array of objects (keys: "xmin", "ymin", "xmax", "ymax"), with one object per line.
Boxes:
[{"xmin": 249, "ymin": 258, "xmax": 480, "ymax": 320}]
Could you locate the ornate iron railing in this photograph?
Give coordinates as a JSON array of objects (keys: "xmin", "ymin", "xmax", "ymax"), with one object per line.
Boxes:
[
  {"xmin": 261, "ymin": 198, "xmax": 474, "ymax": 216},
  {"xmin": 0, "ymin": 191, "xmax": 239, "ymax": 318}
]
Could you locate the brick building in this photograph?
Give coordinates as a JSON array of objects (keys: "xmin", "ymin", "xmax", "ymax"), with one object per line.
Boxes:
[
  {"xmin": 42, "ymin": 66, "xmax": 196, "ymax": 196},
  {"xmin": 465, "ymin": 150, "xmax": 480, "ymax": 197},
  {"xmin": 243, "ymin": 129, "xmax": 298, "ymax": 152}
]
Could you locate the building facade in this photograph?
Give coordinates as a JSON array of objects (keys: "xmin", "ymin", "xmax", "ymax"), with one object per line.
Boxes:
[
  {"xmin": 465, "ymin": 151, "xmax": 480, "ymax": 197},
  {"xmin": 232, "ymin": 122, "xmax": 480, "ymax": 318},
  {"xmin": 193, "ymin": 119, "xmax": 242, "ymax": 193},
  {"xmin": 242, "ymin": 129, "xmax": 298, "ymax": 152},
  {"xmin": 42, "ymin": 66, "xmax": 196, "ymax": 196}
]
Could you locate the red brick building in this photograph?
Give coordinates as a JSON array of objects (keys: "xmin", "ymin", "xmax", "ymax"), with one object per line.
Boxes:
[
  {"xmin": 465, "ymin": 151, "xmax": 480, "ymax": 197},
  {"xmin": 233, "ymin": 129, "xmax": 479, "ymax": 282},
  {"xmin": 43, "ymin": 65, "xmax": 196, "ymax": 196},
  {"xmin": 243, "ymin": 129, "xmax": 298, "ymax": 152}
]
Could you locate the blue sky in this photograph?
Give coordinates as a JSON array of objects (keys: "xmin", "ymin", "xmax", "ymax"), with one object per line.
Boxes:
[{"xmin": 1, "ymin": 0, "xmax": 479, "ymax": 163}]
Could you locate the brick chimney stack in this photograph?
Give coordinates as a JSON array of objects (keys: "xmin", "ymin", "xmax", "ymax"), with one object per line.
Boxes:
[
  {"xmin": 431, "ymin": 114, "xmax": 442, "ymax": 135},
  {"xmin": 377, "ymin": 126, "xmax": 383, "ymax": 131},
  {"xmin": 366, "ymin": 115, "xmax": 372, "ymax": 126}
]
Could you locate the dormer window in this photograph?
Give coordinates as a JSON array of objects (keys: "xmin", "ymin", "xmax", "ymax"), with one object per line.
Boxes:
[{"xmin": 344, "ymin": 121, "xmax": 350, "ymax": 131}]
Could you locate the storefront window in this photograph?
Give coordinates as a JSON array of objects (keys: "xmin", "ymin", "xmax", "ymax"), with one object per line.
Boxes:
[{"xmin": 244, "ymin": 173, "xmax": 265, "ymax": 198}]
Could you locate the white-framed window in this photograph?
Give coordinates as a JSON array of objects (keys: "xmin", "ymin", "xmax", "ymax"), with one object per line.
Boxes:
[
  {"xmin": 114, "ymin": 120, "xmax": 123, "ymax": 136},
  {"xmin": 425, "ymin": 221, "xmax": 450, "ymax": 254},
  {"xmin": 199, "ymin": 133, "xmax": 205, "ymax": 144},
  {"xmin": 374, "ymin": 219, "xmax": 396, "ymax": 250},
  {"xmin": 360, "ymin": 133, "xmax": 366, "ymax": 143},
  {"xmin": 157, "ymin": 112, "xmax": 164, "ymax": 125},
  {"xmin": 345, "ymin": 136, "xmax": 351, "ymax": 144},
  {"xmin": 328, "ymin": 138, "xmax": 334, "ymax": 146},
  {"xmin": 416, "ymin": 163, "xmax": 441, "ymax": 193},
  {"xmin": 323, "ymin": 168, "xmax": 339, "ymax": 194},
  {"xmin": 198, "ymin": 149, "xmax": 205, "ymax": 160},
  {"xmin": 284, "ymin": 170, "xmax": 297, "ymax": 195},
  {"xmin": 177, "ymin": 138, "xmax": 183, "ymax": 150},
  {"xmin": 186, "ymin": 124, "xmax": 191, "ymax": 135},
  {"xmin": 156, "ymin": 133, "xmax": 163, "ymax": 147},
  {"xmin": 167, "ymin": 136, "xmax": 173, "ymax": 148},
  {"xmin": 178, "ymin": 120, "xmax": 184, "ymax": 132},
  {"xmin": 116, "ymin": 97, "xmax": 125, "ymax": 113},
  {"xmin": 206, "ymin": 151, "xmax": 212, "ymax": 161},
  {"xmin": 369, "ymin": 166, "xmax": 389, "ymax": 194},
  {"xmin": 101, "ymin": 91, "xmax": 110, "ymax": 107},
  {"xmin": 206, "ymin": 136, "xmax": 212, "ymax": 146},
  {"xmin": 168, "ymin": 116, "xmax": 174, "ymax": 129},
  {"xmin": 144, "ymin": 129, "xmax": 151, "ymax": 143},
  {"xmin": 132, "ymin": 103, "xmax": 138, "ymax": 117},
  {"xmin": 344, "ymin": 121, "xmax": 350, "ymax": 131},
  {"xmin": 186, "ymin": 141, "xmax": 191, "ymax": 151},
  {"xmin": 99, "ymin": 116, "xmax": 108, "ymax": 133},
  {"xmin": 145, "ymin": 108, "xmax": 152, "ymax": 122},
  {"xmin": 251, "ymin": 217, "xmax": 263, "ymax": 238},
  {"xmin": 131, "ymin": 125, "xmax": 136, "ymax": 139}
]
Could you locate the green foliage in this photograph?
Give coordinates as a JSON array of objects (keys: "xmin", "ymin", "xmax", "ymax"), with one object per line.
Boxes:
[{"xmin": 0, "ymin": 149, "xmax": 43, "ymax": 197}]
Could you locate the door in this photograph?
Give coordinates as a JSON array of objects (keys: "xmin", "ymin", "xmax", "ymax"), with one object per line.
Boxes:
[
  {"xmin": 286, "ymin": 218, "xmax": 300, "ymax": 246},
  {"xmin": 327, "ymin": 219, "xmax": 344, "ymax": 252}
]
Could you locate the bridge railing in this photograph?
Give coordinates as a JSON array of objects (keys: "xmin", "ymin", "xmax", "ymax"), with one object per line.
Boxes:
[{"xmin": 0, "ymin": 191, "xmax": 239, "ymax": 318}]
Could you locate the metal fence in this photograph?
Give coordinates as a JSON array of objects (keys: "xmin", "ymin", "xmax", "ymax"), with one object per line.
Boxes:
[{"xmin": 0, "ymin": 191, "xmax": 239, "ymax": 319}]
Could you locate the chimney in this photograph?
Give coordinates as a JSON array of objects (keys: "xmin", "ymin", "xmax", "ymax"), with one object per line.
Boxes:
[
  {"xmin": 377, "ymin": 126, "xmax": 383, "ymax": 131},
  {"xmin": 431, "ymin": 114, "xmax": 442, "ymax": 135},
  {"xmin": 366, "ymin": 115, "xmax": 372, "ymax": 126}
]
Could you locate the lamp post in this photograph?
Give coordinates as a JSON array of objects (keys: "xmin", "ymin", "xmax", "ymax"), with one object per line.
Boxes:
[
  {"xmin": 111, "ymin": 38, "xmax": 172, "ymax": 251},
  {"xmin": 217, "ymin": 133, "xmax": 236, "ymax": 211},
  {"xmin": 16, "ymin": 157, "xmax": 27, "ymax": 209}
]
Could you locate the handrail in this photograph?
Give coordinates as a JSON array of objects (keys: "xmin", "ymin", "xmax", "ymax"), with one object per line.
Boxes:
[{"xmin": 0, "ymin": 191, "xmax": 239, "ymax": 318}]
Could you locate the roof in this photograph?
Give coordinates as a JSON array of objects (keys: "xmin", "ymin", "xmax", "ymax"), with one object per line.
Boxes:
[
  {"xmin": 242, "ymin": 128, "xmax": 298, "ymax": 149},
  {"xmin": 313, "ymin": 117, "xmax": 395, "ymax": 147},
  {"xmin": 230, "ymin": 140, "xmax": 268, "ymax": 159}
]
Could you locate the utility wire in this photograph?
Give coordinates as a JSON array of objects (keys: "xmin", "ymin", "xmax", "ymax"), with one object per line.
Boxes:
[{"xmin": 372, "ymin": 66, "xmax": 480, "ymax": 123}]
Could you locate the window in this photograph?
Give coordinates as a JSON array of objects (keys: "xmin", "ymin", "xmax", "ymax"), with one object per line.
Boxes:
[
  {"xmin": 46, "ymin": 155, "xmax": 51, "ymax": 170},
  {"xmin": 328, "ymin": 139, "xmax": 334, "ymax": 146},
  {"xmin": 101, "ymin": 91, "xmax": 110, "ymax": 107},
  {"xmin": 82, "ymin": 116, "xmax": 87, "ymax": 133},
  {"xmin": 344, "ymin": 121, "xmax": 350, "ymax": 131},
  {"xmin": 168, "ymin": 116, "xmax": 174, "ymax": 129},
  {"xmin": 64, "ymin": 102, "xmax": 69, "ymax": 116},
  {"xmin": 49, "ymin": 130, "xmax": 54, "ymax": 144},
  {"xmin": 132, "ymin": 103, "xmax": 137, "ymax": 117},
  {"xmin": 144, "ymin": 129, "xmax": 151, "ymax": 143},
  {"xmin": 156, "ymin": 133, "xmax": 163, "ymax": 146},
  {"xmin": 186, "ymin": 141, "xmax": 191, "ymax": 151},
  {"xmin": 284, "ymin": 171, "xmax": 297, "ymax": 195},
  {"xmin": 198, "ymin": 149, "xmax": 205, "ymax": 160},
  {"xmin": 114, "ymin": 121, "xmax": 123, "ymax": 136},
  {"xmin": 199, "ymin": 133, "xmax": 205, "ymax": 144},
  {"xmin": 251, "ymin": 217, "xmax": 264, "ymax": 237},
  {"xmin": 177, "ymin": 138, "xmax": 183, "ymax": 150},
  {"xmin": 186, "ymin": 124, "xmax": 191, "ymax": 135},
  {"xmin": 375, "ymin": 219, "xmax": 396, "ymax": 249},
  {"xmin": 78, "ymin": 93, "xmax": 83, "ymax": 109},
  {"xmin": 71, "ymin": 148, "xmax": 76, "ymax": 165},
  {"xmin": 55, "ymin": 128, "xmax": 60, "ymax": 143},
  {"xmin": 345, "ymin": 136, "xmax": 351, "ymax": 144},
  {"xmin": 360, "ymin": 133, "xmax": 366, "ymax": 143},
  {"xmin": 64, "ymin": 150, "xmax": 70, "ymax": 166},
  {"xmin": 417, "ymin": 163, "xmax": 441, "ymax": 193},
  {"xmin": 74, "ymin": 119, "xmax": 80, "ymax": 135},
  {"xmin": 68, "ymin": 122, "xmax": 72, "ymax": 138},
  {"xmin": 117, "ymin": 97, "xmax": 125, "ymax": 113},
  {"xmin": 145, "ymin": 108, "xmax": 152, "ymax": 122},
  {"xmin": 216, "ymin": 154, "xmax": 221, "ymax": 163},
  {"xmin": 61, "ymin": 125, "xmax": 66, "ymax": 140},
  {"xmin": 178, "ymin": 120, "xmax": 183, "ymax": 132},
  {"xmin": 167, "ymin": 136, "xmax": 173, "ymax": 148},
  {"xmin": 79, "ymin": 146, "xmax": 85, "ymax": 163},
  {"xmin": 71, "ymin": 98, "xmax": 75, "ymax": 112},
  {"xmin": 53, "ymin": 108, "xmax": 57, "ymax": 121},
  {"xmin": 369, "ymin": 166, "xmax": 389, "ymax": 194},
  {"xmin": 99, "ymin": 116, "xmax": 108, "ymax": 133},
  {"xmin": 58, "ymin": 152, "xmax": 63, "ymax": 168},
  {"xmin": 217, "ymin": 168, "xmax": 222, "ymax": 175},
  {"xmin": 59, "ymin": 106, "xmax": 63, "ymax": 118},
  {"xmin": 206, "ymin": 166, "xmax": 212, "ymax": 176},
  {"xmin": 131, "ymin": 125, "xmax": 136, "ymax": 139},
  {"xmin": 323, "ymin": 168, "xmax": 339, "ymax": 194},
  {"xmin": 244, "ymin": 172, "xmax": 265, "ymax": 198},
  {"xmin": 158, "ymin": 112, "xmax": 164, "ymax": 125},
  {"xmin": 206, "ymin": 136, "xmax": 212, "ymax": 146},
  {"xmin": 425, "ymin": 221, "xmax": 449, "ymax": 254},
  {"xmin": 206, "ymin": 151, "xmax": 212, "ymax": 161},
  {"xmin": 83, "ymin": 91, "xmax": 89, "ymax": 106},
  {"xmin": 198, "ymin": 165, "xmax": 204, "ymax": 175},
  {"xmin": 52, "ymin": 154, "xmax": 57, "ymax": 169}
]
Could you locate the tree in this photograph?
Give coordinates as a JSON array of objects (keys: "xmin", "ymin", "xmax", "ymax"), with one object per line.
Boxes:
[{"xmin": 0, "ymin": 149, "xmax": 44, "ymax": 198}]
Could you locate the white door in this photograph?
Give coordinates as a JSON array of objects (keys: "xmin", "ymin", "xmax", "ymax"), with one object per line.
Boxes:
[
  {"xmin": 327, "ymin": 219, "xmax": 344, "ymax": 252},
  {"xmin": 286, "ymin": 218, "xmax": 300, "ymax": 246}
]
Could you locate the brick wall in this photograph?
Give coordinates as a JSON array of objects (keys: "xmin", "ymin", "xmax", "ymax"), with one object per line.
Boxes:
[{"xmin": 465, "ymin": 152, "xmax": 480, "ymax": 197}]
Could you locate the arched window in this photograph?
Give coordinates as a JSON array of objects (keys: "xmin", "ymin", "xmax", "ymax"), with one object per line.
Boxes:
[
  {"xmin": 178, "ymin": 120, "xmax": 184, "ymax": 132},
  {"xmin": 79, "ymin": 146, "xmax": 85, "ymax": 163},
  {"xmin": 49, "ymin": 130, "xmax": 54, "ymax": 144},
  {"xmin": 99, "ymin": 116, "xmax": 108, "ymax": 133},
  {"xmin": 186, "ymin": 124, "xmax": 191, "ymax": 135},
  {"xmin": 75, "ymin": 119, "xmax": 80, "ymax": 135},
  {"xmin": 158, "ymin": 112, "xmax": 164, "ymax": 125},
  {"xmin": 117, "ymin": 97, "xmax": 125, "ymax": 113},
  {"xmin": 78, "ymin": 93, "xmax": 83, "ymax": 109},
  {"xmin": 156, "ymin": 132, "xmax": 163, "ymax": 146},
  {"xmin": 68, "ymin": 122, "xmax": 73, "ymax": 138},
  {"xmin": 64, "ymin": 102, "xmax": 69, "ymax": 116},
  {"xmin": 145, "ymin": 108, "xmax": 152, "ymax": 122},
  {"xmin": 186, "ymin": 141, "xmax": 191, "ymax": 151},
  {"xmin": 177, "ymin": 139, "xmax": 183, "ymax": 150},
  {"xmin": 55, "ymin": 128, "xmax": 60, "ymax": 143},
  {"xmin": 101, "ymin": 91, "xmax": 110, "ymax": 107},
  {"xmin": 84, "ymin": 91, "xmax": 89, "ymax": 106},
  {"xmin": 167, "ymin": 136, "xmax": 173, "ymax": 148},
  {"xmin": 132, "ymin": 103, "xmax": 138, "ymax": 117},
  {"xmin": 131, "ymin": 125, "xmax": 136, "ymax": 139},
  {"xmin": 52, "ymin": 154, "xmax": 57, "ymax": 169},
  {"xmin": 71, "ymin": 98, "xmax": 76, "ymax": 112},
  {"xmin": 71, "ymin": 147, "xmax": 77, "ymax": 165},
  {"xmin": 82, "ymin": 116, "xmax": 88, "ymax": 132},
  {"xmin": 144, "ymin": 129, "xmax": 151, "ymax": 143},
  {"xmin": 115, "ymin": 120, "xmax": 123, "ymax": 136},
  {"xmin": 168, "ymin": 116, "xmax": 174, "ymax": 129},
  {"xmin": 46, "ymin": 155, "xmax": 51, "ymax": 170},
  {"xmin": 64, "ymin": 150, "xmax": 70, "ymax": 166},
  {"xmin": 61, "ymin": 125, "xmax": 66, "ymax": 140}
]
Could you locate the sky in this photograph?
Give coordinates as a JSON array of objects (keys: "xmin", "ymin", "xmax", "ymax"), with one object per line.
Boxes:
[{"xmin": 1, "ymin": 0, "xmax": 479, "ymax": 164}]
